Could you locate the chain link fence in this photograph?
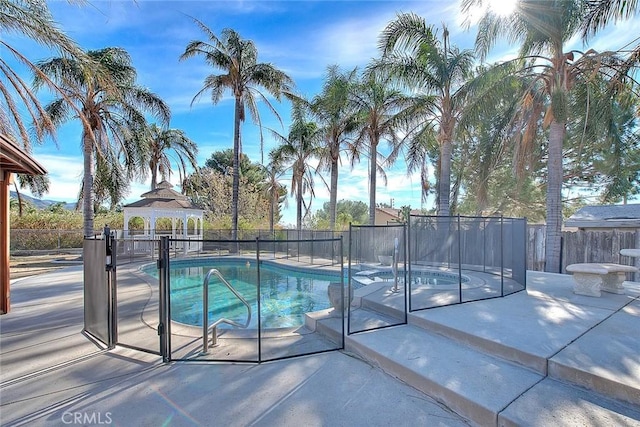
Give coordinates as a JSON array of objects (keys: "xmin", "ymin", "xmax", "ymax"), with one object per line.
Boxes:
[{"xmin": 10, "ymin": 229, "xmax": 85, "ymax": 253}]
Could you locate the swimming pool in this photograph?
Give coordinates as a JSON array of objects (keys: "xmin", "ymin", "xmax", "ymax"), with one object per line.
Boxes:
[{"xmin": 143, "ymin": 258, "xmax": 341, "ymax": 329}]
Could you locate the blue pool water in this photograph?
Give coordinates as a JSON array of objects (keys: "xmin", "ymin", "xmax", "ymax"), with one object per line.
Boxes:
[{"xmin": 144, "ymin": 258, "xmax": 341, "ymax": 329}]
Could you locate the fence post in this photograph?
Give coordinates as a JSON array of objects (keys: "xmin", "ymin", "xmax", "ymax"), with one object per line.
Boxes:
[
  {"xmin": 559, "ymin": 234, "xmax": 564, "ymax": 274},
  {"xmin": 347, "ymin": 224, "xmax": 353, "ymax": 335},
  {"xmin": 457, "ymin": 215, "xmax": 462, "ymax": 302},
  {"xmin": 339, "ymin": 234, "xmax": 345, "ymax": 348},
  {"xmin": 104, "ymin": 225, "xmax": 117, "ymax": 348},
  {"xmin": 256, "ymin": 237, "xmax": 262, "ymax": 363},
  {"xmin": 407, "ymin": 217, "xmax": 413, "ymax": 312},
  {"xmin": 158, "ymin": 236, "xmax": 170, "ymax": 363},
  {"xmin": 483, "ymin": 218, "xmax": 487, "ymax": 273},
  {"xmin": 500, "ymin": 215, "xmax": 505, "ymax": 297},
  {"xmin": 635, "ymin": 229, "xmax": 640, "ymax": 281}
]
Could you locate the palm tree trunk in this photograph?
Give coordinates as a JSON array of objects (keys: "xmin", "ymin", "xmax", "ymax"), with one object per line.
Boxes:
[
  {"xmin": 151, "ymin": 166, "xmax": 158, "ymax": 190},
  {"xmin": 82, "ymin": 130, "xmax": 95, "ymax": 237},
  {"xmin": 329, "ymin": 159, "xmax": 338, "ymax": 230},
  {"xmin": 269, "ymin": 188, "xmax": 275, "ymax": 233},
  {"xmin": 369, "ymin": 140, "xmax": 378, "ymax": 225},
  {"xmin": 231, "ymin": 97, "xmax": 242, "ymax": 243},
  {"xmin": 438, "ymin": 139, "xmax": 452, "ymax": 217},
  {"xmin": 545, "ymin": 120, "xmax": 565, "ymax": 273},
  {"xmin": 296, "ymin": 179, "xmax": 303, "ymax": 231},
  {"xmin": 269, "ymin": 195, "xmax": 276, "ymax": 234}
]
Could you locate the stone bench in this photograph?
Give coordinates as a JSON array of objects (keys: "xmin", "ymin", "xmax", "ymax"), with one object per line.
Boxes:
[{"xmin": 566, "ymin": 263, "xmax": 638, "ymax": 297}]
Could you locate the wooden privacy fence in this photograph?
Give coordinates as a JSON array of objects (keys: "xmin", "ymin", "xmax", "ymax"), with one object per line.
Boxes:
[{"xmin": 527, "ymin": 225, "xmax": 640, "ymax": 273}]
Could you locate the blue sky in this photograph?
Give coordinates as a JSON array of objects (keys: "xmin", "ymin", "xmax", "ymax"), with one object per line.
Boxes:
[{"xmin": 9, "ymin": 0, "xmax": 639, "ymax": 226}]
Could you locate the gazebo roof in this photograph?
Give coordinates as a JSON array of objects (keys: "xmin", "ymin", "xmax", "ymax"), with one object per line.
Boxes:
[
  {"xmin": 124, "ymin": 198, "xmax": 195, "ymax": 209},
  {"xmin": 123, "ymin": 180, "xmax": 201, "ymax": 211}
]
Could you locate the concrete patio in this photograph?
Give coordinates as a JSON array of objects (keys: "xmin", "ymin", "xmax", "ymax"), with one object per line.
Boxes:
[{"xmin": 2, "ymin": 262, "xmax": 640, "ymax": 426}]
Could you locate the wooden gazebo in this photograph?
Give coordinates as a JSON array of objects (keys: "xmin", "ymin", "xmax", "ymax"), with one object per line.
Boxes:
[
  {"xmin": 1, "ymin": 134, "xmax": 47, "ymax": 314},
  {"xmin": 122, "ymin": 180, "xmax": 203, "ymax": 254}
]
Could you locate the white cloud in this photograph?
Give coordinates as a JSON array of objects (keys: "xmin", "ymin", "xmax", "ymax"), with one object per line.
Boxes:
[
  {"xmin": 21, "ymin": 154, "xmax": 83, "ymax": 201},
  {"xmin": 582, "ymin": 19, "xmax": 639, "ymax": 54},
  {"xmin": 313, "ymin": 18, "xmax": 383, "ymax": 68}
]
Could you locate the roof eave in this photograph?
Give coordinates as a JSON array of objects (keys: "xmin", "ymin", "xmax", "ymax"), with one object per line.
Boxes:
[{"xmin": 0, "ymin": 134, "xmax": 47, "ymax": 176}]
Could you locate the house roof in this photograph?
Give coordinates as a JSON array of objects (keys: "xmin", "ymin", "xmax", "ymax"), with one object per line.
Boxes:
[
  {"xmin": 376, "ymin": 207, "xmax": 423, "ymax": 218},
  {"xmin": 0, "ymin": 134, "xmax": 47, "ymax": 176},
  {"xmin": 565, "ymin": 204, "xmax": 640, "ymax": 228}
]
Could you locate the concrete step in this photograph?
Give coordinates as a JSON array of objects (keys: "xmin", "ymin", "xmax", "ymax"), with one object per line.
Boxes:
[
  {"xmin": 346, "ymin": 324, "xmax": 543, "ymax": 426},
  {"xmin": 406, "ymin": 293, "xmax": 640, "ymax": 408},
  {"xmin": 360, "ymin": 292, "xmax": 405, "ymax": 321},
  {"xmin": 346, "ymin": 324, "xmax": 640, "ymax": 426},
  {"xmin": 548, "ymin": 299, "xmax": 640, "ymax": 407},
  {"xmin": 408, "ymin": 311, "xmax": 548, "ymax": 374},
  {"xmin": 499, "ymin": 377, "xmax": 640, "ymax": 426},
  {"xmin": 349, "ymin": 304, "xmax": 404, "ymax": 333},
  {"xmin": 306, "ymin": 306, "xmax": 404, "ymax": 344},
  {"xmin": 353, "ymin": 282, "xmax": 406, "ymax": 321}
]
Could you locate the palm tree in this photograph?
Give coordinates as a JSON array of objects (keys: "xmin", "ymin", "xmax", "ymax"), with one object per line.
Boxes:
[
  {"xmin": 376, "ymin": 14, "xmax": 476, "ymax": 217},
  {"xmin": 310, "ymin": 65, "xmax": 359, "ymax": 229},
  {"xmin": 349, "ymin": 70, "xmax": 416, "ymax": 225},
  {"xmin": 581, "ymin": 0, "xmax": 638, "ymax": 39},
  {"xmin": 270, "ymin": 102, "xmax": 322, "ymax": 231},
  {"xmin": 462, "ymin": 0, "xmax": 633, "ymax": 272},
  {"xmin": 0, "ymin": 0, "xmax": 84, "ymax": 148},
  {"xmin": 264, "ymin": 151, "xmax": 287, "ymax": 233},
  {"xmin": 34, "ymin": 47, "xmax": 170, "ymax": 237},
  {"xmin": 581, "ymin": 0, "xmax": 640, "ymax": 82},
  {"xmin": 142, "ymin": 123, "xmax": 198, "ymax": 190},
  {"xmin": 569, "ymin": 80, "xmax": 640, "ymax": 204},
  {"xmin": 452, "ymin": 62, "xmax": 535, "ymax": 216},
  {"xmin": 180, "ymin": 21, "xmax": 294, "ymax": 241}
]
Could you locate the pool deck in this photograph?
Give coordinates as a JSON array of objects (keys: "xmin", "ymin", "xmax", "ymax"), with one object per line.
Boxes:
[{"xmin": 2, "ymin": 261, "xmax": 640, "ymax": 426}]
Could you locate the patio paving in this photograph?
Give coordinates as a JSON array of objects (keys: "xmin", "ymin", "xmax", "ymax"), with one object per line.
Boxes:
[{"xmin": 1, "ymin": 264, "xmax": 466, "ymax": 427}]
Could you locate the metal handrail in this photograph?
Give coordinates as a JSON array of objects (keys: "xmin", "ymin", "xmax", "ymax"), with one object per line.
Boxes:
[{"xmin": 202, "ymin": 268, "xmax": 252, "ymax": 353}]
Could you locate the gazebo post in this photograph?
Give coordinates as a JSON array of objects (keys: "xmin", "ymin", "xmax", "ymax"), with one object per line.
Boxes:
[
  {"xmin": 1, "ymin": 135, "xmax": 47, "ymax": 314},
  {"xmin": 183, "ymin": 213, "xmax": 188, "ymax": 255},
  {"xmin": 123, "ymin": 212, "xmax": 129, "ymax": 238},
  {"xmin": 1, "ymin": 170, "xmax": 12, "ymax": 313}
]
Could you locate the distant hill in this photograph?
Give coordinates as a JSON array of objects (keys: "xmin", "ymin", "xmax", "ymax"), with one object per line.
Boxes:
[{"xmin": 9, "ymin": 191, "xmax": 77, "ymax": 210}]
